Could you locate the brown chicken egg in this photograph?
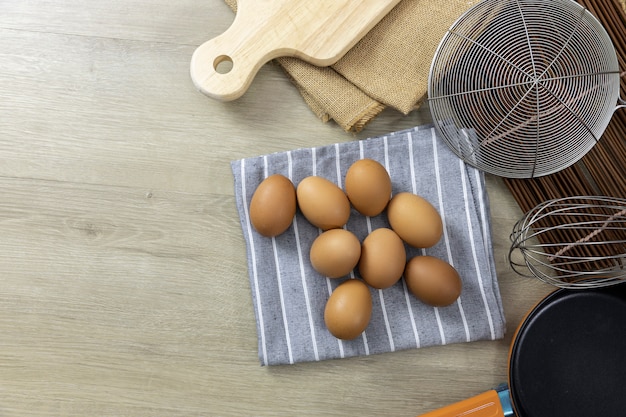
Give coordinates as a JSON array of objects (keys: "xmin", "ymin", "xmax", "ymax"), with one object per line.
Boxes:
[
  {"xmin": 387, "ymin": 192, "xmax": 443, "ymax": 248},
  {"xmin": 310, "ymin": 229, "xmax": 361, "ymax": 278},
  {"xmin": 324, "ymin": 279, "xmax": 372, "ymax": 340},
  {"xmin": 345, "ymin": 158, "xmax": 392, "ymax": 217},
  {"xmin": 249, "ymin": 174, "xmax": 296, "ymax": 237},
  {"xmin": 404, "ymin": 255, "xmax": 462, "ymax": 307},
  {"xmin": 358, "ymin": 228, "xmax": 406, "ymax": 289},
  {"xmin": 296, "ymin": 176, "xmax": 351, "ymax": 230}
]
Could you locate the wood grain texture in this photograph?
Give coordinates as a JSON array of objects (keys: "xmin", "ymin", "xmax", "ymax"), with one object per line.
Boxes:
[
  {"xmin": 0, "ymin": 1, "xmax": 552, "ymax": 416},
  {"xmin": 190, "ymin": 0, "xmax": 401, "ymax": 100}
]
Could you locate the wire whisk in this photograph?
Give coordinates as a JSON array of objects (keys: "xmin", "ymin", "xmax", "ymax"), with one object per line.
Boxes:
[{"xmin": 509, "ymin": 196, "xmax": 626, "ymax": 289}]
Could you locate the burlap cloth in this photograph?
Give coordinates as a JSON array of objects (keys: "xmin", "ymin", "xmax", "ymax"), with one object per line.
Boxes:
[
  {"xmin": 223, "ymin": 0, "xmax": 480, "ymax": 132},
  {"xmin": 222, "ymin": 0, "xmax": 626, "ymax": 132}
]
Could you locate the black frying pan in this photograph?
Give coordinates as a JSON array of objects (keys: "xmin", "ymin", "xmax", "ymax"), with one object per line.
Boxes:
[{"xmin": 419, "ymin": 283, "xmax": 626, "ymax": 417}]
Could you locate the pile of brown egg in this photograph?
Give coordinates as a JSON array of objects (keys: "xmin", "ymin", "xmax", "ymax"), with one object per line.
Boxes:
[{"xmin": 249, "ymin": 159, "xmax": 462, "ymax": 340}]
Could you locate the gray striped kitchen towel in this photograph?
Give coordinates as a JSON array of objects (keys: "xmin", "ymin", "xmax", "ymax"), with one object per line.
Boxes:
[{"xmin": 231, "ymin": 125, "xmax": 505, "ymax": 366}]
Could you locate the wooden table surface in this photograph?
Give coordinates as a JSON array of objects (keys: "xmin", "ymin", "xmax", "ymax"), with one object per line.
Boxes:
[{"xmin": 0, "ymin": 2, "xmax": 553, "ymax": 416}]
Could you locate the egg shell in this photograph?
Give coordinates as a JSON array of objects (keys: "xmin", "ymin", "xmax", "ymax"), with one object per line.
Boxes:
[
  {"xmin": 296, "ymin": 176, "xmax": 351, "ymax": 230},
  {"xmin": 324, "ymin": 279, "xmax": 372, "ymax": 340},
  {"xmin": 387, "ymin": 192, "xmax": 443, "ymax": 248},
  {"xmin": 249, "ymin": 174, "xmax": 296, "ymax": 237},
  {"xmin": 345, "ymin": 159, "xmax": 392, "ymax": 217},
  {"xmin": 404, "ymin": 255, "xmax": 462, "ymax": 307},
  {"xmin": 310, "ymin": 229, "xmax": 361, "ymax": 278},
  {"xmin": 358, "ymin": 228, "xmax": 406, "ymax": 289}
]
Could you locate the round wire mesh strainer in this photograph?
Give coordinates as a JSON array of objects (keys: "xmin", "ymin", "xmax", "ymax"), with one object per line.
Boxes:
[{"xmin": 428, "ymin": 0, "xmax": 626, "ymax": 178}]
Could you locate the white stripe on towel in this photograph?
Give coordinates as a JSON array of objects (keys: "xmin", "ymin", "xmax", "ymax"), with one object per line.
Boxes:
[
  {"xmin": 409, "ymin": 131, "xmax": 447, "ymax": 344},
  {"xmin": 462, "ymin": 161, "xmax": 496, "ymax": 340},
  {"xmin": 313, "ymin": 147, "xmax": 345, "ymax": 358},
  {"xmin": 385, "ymin": 136, "xmax": 421, "ymax": 348},
  {"xmin": 240, "ymin": 159, "xmax": 268, "ymax": 365},
  {"xmin": 264, "ymin": 156, "xmax": 294, "ymax": 364},
  {"xmin": 431, "ymin": 130, "xmax": 471, "ymax": 343},
  {"xmin": 359, "ymin": 141, "xmax": 394, "ymax": 352},
  {"xmin": 340, "ymin": 143, "xmax": 370, "ymax": 355},
  {"xmin": 288, "ymin": 151, "xmax": 319, "ymax": 361}
]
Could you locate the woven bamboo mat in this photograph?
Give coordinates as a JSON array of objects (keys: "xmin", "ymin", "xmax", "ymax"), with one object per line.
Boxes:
[
  {"xmin": 502, "ymin": 0, "xmax": 626, "ymax": 274},
  {"xmin": 503, "ymin": 0, "xmax": 626, "ymax": 210}
]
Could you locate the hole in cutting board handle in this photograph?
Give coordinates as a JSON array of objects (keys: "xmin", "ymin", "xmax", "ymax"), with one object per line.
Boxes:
[{"xmin": 214, "ymin": 55, "xmax": 233, "ymax": 74}]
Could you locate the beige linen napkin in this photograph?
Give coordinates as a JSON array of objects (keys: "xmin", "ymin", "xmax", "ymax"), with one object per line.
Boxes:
[{"xmin": 223, "ymin": 0, "xmax": 479, "ymax": 132}]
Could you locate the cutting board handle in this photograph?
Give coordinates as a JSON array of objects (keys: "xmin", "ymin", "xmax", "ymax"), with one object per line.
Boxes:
[
  {"xmin": 190, "ymin": 8, "xmax": 281, "ymax": 102},
  {"xmin": 190, "ymin": 0, "xmax": 401, "ymax": 101},
  {"xmin": 190, "ymin": 34, "xmax": 270, "ymax": 102}
]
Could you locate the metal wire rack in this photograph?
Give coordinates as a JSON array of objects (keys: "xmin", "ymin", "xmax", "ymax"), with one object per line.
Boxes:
[{"xmin": 429, "ymin": 0, "xmax": 624, "ymax": 178}]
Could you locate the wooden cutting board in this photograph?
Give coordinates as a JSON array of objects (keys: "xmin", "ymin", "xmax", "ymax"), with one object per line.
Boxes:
[{"xmin": 190, "ymin": 0, "xmax": 401, "ymax": 101}]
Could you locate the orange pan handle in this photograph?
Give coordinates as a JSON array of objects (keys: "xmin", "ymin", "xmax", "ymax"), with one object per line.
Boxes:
[{"xmin": 418, "ymin": 388, "xmax": 511, "ymax": 417}]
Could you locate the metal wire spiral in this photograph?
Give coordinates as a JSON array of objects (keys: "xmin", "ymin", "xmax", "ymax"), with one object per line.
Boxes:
[
  {"xmin": 509, "ymin": 196, "xmax": 626, "ymax": 288},
  {"xmin": 429, "ymin": 0, "xmax": 622, "ymax": 178}
]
